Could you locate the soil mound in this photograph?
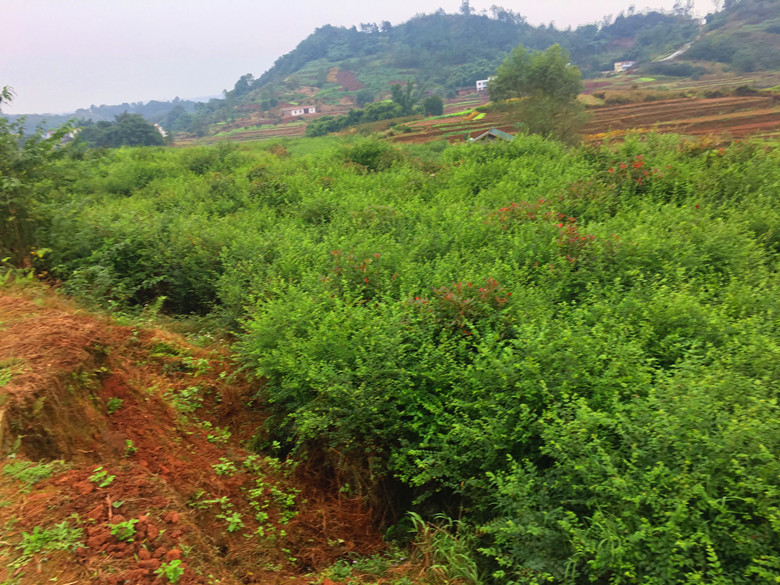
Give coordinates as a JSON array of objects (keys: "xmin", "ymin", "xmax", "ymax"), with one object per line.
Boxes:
[{"xmin": 0, "ymin": 280, "xmax": 382, "ymax": 584}]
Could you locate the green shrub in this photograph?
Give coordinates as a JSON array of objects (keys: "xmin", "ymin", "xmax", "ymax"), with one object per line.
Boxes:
[
  {"xmin": 481, "ymin": 371, "xmax": 780, "ymax": 584},
  {"xmin": 19, "ymin": 129, "xmax": 780, "ymax": 584}
]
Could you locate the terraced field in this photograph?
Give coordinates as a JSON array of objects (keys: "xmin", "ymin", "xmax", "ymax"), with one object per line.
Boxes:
[
  {"xmin": 391, "ymin": 94, "xmax": 780, "ymax": 144},
  {"xmin": 582, "ymin": 95, "xmax": 780, "ymax": 139},
  {"xmin": 182, "ymin": 86, "xmax": 780, "ymax": 146}
]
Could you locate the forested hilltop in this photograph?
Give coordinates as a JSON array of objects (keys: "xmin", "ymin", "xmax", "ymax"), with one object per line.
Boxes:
[{"xmin": 188, "ymin": 4, "xmax": 699, "ymax": 132}]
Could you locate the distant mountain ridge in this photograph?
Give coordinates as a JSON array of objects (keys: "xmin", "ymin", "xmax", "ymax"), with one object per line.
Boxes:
[{"xmin": 2, "ymin": 97, "xmax": 201, "ymax": 135}]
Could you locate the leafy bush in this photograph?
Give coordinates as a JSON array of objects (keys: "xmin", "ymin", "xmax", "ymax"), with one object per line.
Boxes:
[
  {"xmin": 481, "ymin": 374, "xmax": 780, "ymax": 584},
  {"xmin": 342, "ymin": 138, "xmax": 403, "ymax": 172},
  {"xmin": 22, "ymin": 130, "xmax": 780, "ymax": 583},
  {"xmin": 12, "ymin": 521, "xmax": 83, "ymax": 571}
]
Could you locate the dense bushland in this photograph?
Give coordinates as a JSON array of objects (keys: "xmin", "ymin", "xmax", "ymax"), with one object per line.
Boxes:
[{"xmin": 14, "ymin": 132, "xmax": 780, "ymax": 584}]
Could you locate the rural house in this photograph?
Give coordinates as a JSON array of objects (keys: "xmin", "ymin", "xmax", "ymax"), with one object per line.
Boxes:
[
  {"xmin": 469, "ymin": 128, "xmax": 514, "ymax": 142},
  {"xmin": 283, "ymin": 106, "xmax": 317, "ymax": 117},
  {"xmin": 476, "ymin": 77, "xmax": 493, "ymax": 91},
  {"xmin": 613, "ymin": 61, "xmax": 637, "ymax": 73}
]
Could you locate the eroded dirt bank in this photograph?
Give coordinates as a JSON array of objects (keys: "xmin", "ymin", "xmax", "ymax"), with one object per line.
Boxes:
[{"xmin": 0, "ymin": 280, "xmax": 383, "ymax": 585}]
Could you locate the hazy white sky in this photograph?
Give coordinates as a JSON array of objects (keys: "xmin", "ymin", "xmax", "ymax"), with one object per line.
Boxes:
[{"xmin": 2, "ymin": 0, "xmax": 717, "ymax": 114}]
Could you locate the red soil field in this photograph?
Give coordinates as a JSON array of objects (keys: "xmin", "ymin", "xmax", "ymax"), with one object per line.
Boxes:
[{"xmin": 336, "ymin": 70, "xmax": 364, "ymax": 92}]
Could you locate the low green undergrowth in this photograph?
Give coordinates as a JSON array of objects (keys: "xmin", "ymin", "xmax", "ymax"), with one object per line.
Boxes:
[{"xmin": 9, "ymin": 129, "xmax": 780, "ymax": 584}]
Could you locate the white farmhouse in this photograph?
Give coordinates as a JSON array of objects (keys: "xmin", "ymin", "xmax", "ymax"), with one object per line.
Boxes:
[
  {"xmin": 476, "ymin": 77, "xmax": 494, "ymax": 92},
  {"xmin": 283, "ymin": 106, "xmax": 317, "ymax": 117}
]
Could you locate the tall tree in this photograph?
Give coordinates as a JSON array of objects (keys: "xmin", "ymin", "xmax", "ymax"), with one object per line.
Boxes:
[
  {"xmin": 423, "ymin": 95, "xmax": 444, "ymax": 116},
  {"xmin": 488, "ymin": 44, "xmax": 585, "ymax": 142},
  {"xmin": 76, "ymin": 113, "xmax": 165, "ymax": 148},
  {"xmin": 489, "ymin": 44, "xmax": 581, "ymax": 104},
  {"xmin": 390, "ymin": 79, "xmax": 421, "ymax": 115}
]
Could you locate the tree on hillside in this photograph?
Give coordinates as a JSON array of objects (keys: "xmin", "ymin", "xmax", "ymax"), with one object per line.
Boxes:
[
  {"xmin": 423, "ymin": 94, "xmax": 444, "ymax": 116},
  {"xmin": 230, "ymin": 74, "xmax": 254, "ymax": 98},
  {"xmin": 390, "ymin": 79, "xmax": 422, "ymax": 115},
  {"xmin": 489, "ymin": 44, "xmax": 581, "ymax": 104},
  {"xmin": 356, "ymin": 89, "xmax": 375, "ymax": 107},
  {"xmin": 489, "ymin": 43, "xmax": 585, "ymax": 142}
]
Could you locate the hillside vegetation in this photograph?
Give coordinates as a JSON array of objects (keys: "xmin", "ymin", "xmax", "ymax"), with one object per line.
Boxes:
[
  {"xmin": 2, "ymin": 125, "xmax": 779, "ymax": 583},
  {"xmin": 183, "ymin": 7, "xmax": 700, "ymax": 135},
  {"xmin": 687, "ymin": 0, "xmax": 780, "ymax": 72}
]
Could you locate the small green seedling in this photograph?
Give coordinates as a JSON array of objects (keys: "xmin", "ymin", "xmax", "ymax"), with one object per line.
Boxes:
[
  {"xmin": 124, "ymin": 439, "xmax": 137, "ymax": 457},
  {"xmin": 110, "ymin": 519, "xmax": 138, "ymax": 542},
  {"xmin": 106, "ymin": 396, "xmax": 123, "ymax": 414},
  {"xmin": 155, "ymin": 559, "xmax": 185, "ymax": 583},
  {"xmin": 211, "ymin": 458, "xmax": 237, "ymax": 477},
  {"xmin": 89, "ymin": 466, "xmax": 116, "ymax": 488},
  {"xmin": 216, "ymin": 511, "xmax": 244, "ymax": 533}
]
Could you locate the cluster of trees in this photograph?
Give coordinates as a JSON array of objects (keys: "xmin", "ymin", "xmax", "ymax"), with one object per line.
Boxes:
[
  {"xmin": 643, "ymin": 61, "xmax": 707, "ymax": 77},
  {"xmin": 390, "ymin": 81, "xmax": 444, "ymax": 116},
  {"xmin": 306, "ymin": 82, "xmax": 443, "ymax": 137},
  {"xmin": 305, "ymin": 101, "xmax": 405, "ymax": 137},
  {"xmin": 76, "ymin": 113, "xmax": 167, "ymax": 148}
]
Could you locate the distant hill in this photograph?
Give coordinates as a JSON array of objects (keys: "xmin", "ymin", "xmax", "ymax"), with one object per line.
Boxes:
[
  {"xmin": 3, "ymin": 97, "xmax": 201, "ymax": 135},
  {"xmin": 249, "ymin": 9, "xmax": 698, "ymax": 91},
  {"xmin": 182, "ymin": 6, "xmax": 700, "ymax": 135},
  {"xmin": 13, "ymin": 1, "xmax": 778, "ymax": 140},
  {"xmin": 685, "ymin": 0, "xmax": 780, "ymax": 72}
]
